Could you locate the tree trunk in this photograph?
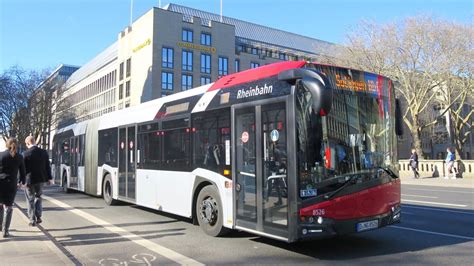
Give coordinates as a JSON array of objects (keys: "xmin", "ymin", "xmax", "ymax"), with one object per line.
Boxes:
[{"xmin": 411, "ymin": 118, "xmax": 424, "ymax": 159}]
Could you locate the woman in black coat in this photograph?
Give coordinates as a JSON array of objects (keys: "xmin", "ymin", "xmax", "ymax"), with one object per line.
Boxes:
[{"xmin": 0, "ymin": 137, "xmax": 26, "ymax": 237}]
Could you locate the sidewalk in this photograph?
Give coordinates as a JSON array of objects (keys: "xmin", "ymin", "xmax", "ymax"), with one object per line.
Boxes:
[
  {"xmin": 0, "ymin": 205, "xmax": 74, "ymax": 266},
  {"xmin": 400, "ymin": 175, "xmax": 474, "ymax": 189}
]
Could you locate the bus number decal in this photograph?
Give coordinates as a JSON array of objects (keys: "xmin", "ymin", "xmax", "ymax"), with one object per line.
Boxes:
[{"xmin": 312, "ymin": 209, "xmax": 325, "ymax": 216}]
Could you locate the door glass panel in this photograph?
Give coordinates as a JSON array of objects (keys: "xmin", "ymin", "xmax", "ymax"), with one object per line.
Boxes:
[
  {"xmin": 127, "ymin": 126, "xmax": 136, "ymax": 199},
  {"xmin": 119, "ymin": 128, "xmax": 127, "ymax": 197},
  {"xmin": 235, "ymin": 108, "xmax": 257, "ymax": 222},
  {"xmin": 262, "ymin": 103, "xmax": 288, "ymax": 227}
]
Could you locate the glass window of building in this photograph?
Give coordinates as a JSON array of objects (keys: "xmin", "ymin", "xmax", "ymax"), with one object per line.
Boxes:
[
  {"xmin": 250, "ymin": 62, "xmax": 260, "ymax": 69},
  {"xmin": 234, "ymin": 59, "xmax": 240, "ymax": 73},
  {"xmin": 200, "ymin": 76, "xmax": 211, "ymax": 85},
  {"xmin": 162, "ymin": 47, "xmax": 174, "ymax": 68},
  {"xmin": 119, "ymin": 84, "xmax": 123, "ymax": 100},
  {"xmin": 161, "ymin": 72, "xmax": 173, "ymax": 90},
  {"xmin": 125, "ymin": 81, "xmax": 130, "ymax": 97},
  {"xmin": 200, "ymin": 33, "xmax": 211, "ymax": 46},
  {"xmin": 181, "ymin": 74, "xmax": 193, "ymax": 91},
  {"xmin": 200, "ymin": 53, "xmax": 211, "ymax": 74},
  {"xmin": 182, "ymin": 29, "xmax": 193, "ymax": 42},
  {"xmin": 218, "ymin": 57, "xmax": 228, "ymax": 77},
  {"xmin": 119, "ymin": 62, "xmax": 124, "ymax": 81},
  {"xmin": 182, "ymin": 50, "xmax": 193, "ymax": 71},
  {"xmin": 126, "ymin": 58, "xmax": 131, "ymax": 77}
]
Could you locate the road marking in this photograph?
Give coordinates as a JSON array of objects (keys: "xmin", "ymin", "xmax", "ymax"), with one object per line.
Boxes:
[
  {"xmin": 402, "ymin": 205, "xmax": 474, "ymax": 215},
  {"xmin": 401, "ymin": 194, "xmax": 437, "ymax": 199},
  {"xmin": 391, "ymin": 226, "xmax": 474, "ymax": 241},
  {"xmin": 406, "ymin": 188, "xmax": 474, "ymax": 194},
  {"xmin": 402, "ymin": 199, "xmax": 468, "ymax": 207},
  {"xmin": 43, "ymin": 195, "xmax": 203, "ymax": 265}
]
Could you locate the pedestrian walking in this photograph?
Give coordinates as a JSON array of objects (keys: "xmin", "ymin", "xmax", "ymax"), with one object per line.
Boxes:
[
  {"xmin": 22, "ymin": 136, "xmax": 53, "ymax": 226},
  {"xmin": 445, "ymin": 147, "xmax": 456, "ymax": 179},
  {"xmin": 0, "ymin": 138, "xmax": 26, "ymax": 238},
  {"xmin": 409, "ymin": 149, "xmax": 420, "ymax": 179}
]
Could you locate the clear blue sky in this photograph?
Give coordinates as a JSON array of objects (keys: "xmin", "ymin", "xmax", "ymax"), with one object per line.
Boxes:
[{"xmin": 0, "ymin": 0, "xmax": 471, "ymax": 73}]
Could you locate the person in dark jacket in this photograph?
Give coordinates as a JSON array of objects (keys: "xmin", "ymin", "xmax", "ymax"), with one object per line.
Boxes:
[
  {"xmin": 409, "ymin": 149, "xmax": 420, "ymax": 179},
  {"xmin": 0, "ymin": 138, "xmax": 26, "ymax": 237},
  {"xmin": 22, "ymin": 136, "xmax": 53, "ymax": 226}
]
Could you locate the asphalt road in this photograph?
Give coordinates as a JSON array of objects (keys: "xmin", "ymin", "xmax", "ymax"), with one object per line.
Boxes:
[{"xmin": 14, "ymin": 184, "xmax": 474, "ymax": 265}]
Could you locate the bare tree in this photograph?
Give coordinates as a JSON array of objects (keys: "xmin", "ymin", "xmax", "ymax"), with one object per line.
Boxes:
[
  {"xmin": 337, "ymin": 15, "xmax": 471, "ymax": 159},
  {"xmin": 0, "ymin": 66, "xmax": 42, "ymax": 147},
  {"xmin": 435, "ymin": 22, "xmax": 474, "ymax": 158}
]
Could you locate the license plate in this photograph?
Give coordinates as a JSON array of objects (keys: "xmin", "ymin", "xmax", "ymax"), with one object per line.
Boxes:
[{"xmin": 356, "ymin": 220, "xmax": 379, "ymax": 232}]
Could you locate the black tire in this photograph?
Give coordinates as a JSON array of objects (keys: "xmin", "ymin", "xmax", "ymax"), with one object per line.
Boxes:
[
  {"xmin": 103, "ymin": 174, "xmax": 118, "ymax": 206},
  {"xmin": 196, "ymin": 185, "xmax": 229, "ymax": 237}
]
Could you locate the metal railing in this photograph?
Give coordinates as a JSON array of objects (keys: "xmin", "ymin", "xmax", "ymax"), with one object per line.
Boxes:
[{"xmin": 399, "ymin": 160, "xmax": 474, "ymax": 178}]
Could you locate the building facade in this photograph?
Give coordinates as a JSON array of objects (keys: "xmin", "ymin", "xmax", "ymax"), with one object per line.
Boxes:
[
  {"xmin": 57, "ymin": 4, "xmax": 333, "ymax": 127},
  {"xmin": 34, "ymin": 64, "xmax": 79, "ymax": 149}
]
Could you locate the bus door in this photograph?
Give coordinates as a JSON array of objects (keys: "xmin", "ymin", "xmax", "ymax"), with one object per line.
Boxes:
[
  {"xmin": 118, "ymin": 125, "xmax": 137, "ymax": 201},
  {"xmin": 69, "ymin": 136, "xmax": 79, "ymax": 189},
  {"xmin": 233, "ymin": 101, "xmax": 289, "ymax": 240}
]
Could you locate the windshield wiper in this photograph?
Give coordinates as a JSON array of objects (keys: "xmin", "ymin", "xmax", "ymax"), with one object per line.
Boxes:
[{"xmin": 324, "ymin": 175, "xmax": 359, "ymax": 200}]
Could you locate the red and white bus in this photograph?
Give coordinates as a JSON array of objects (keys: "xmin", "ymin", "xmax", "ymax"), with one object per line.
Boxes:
[{"xmin": 52, "ymin": 61, "xmax": 402, "ymax": 242}]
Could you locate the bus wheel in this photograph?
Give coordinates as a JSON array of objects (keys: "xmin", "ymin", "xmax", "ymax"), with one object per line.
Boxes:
[
  {"xmin": 103, "ymin": 175, "xmax": 118, "ymax": 206},
  {"xmin": 196, "ymin": 185, "xmax": 229, "ymax": 237}
]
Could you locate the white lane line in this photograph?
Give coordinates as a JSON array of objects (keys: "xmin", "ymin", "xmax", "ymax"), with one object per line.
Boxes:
[
  {"xmin": 402, "ymin": 199, "xmax": 468, "ymax": 207},
  {"xmin": 406, "ymin": 188, "xmax": 474, "ymax": 194},
  {"xmin": 401, "ymin": 194, "xmax": 437, "ymax": 199},
  {"xmin": 390, "ymin": 226, "xmax": 474, "ymax": 241},
  {"xmin": 43, "ymin": 195, "xmax": 203, "ymax": 266},
  {"xmin": 402, "ymin": 205, "xmax": 474, "ymax": 215}
]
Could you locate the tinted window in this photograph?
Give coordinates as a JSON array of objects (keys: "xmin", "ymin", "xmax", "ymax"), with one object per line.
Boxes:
[
  {"xmin": 98, "ymin": 128, "xmax": 118, "ymax": 167},
  {"xmin": 192, "ymin": 109, "xmax": 231, "ymax": 175},
  {"xmin": 137, "ymin": 123, "xmax": 162, "ymax": 170}
]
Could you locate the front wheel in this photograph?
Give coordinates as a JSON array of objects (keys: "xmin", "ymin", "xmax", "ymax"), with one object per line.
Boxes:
[
  {"xmin": 103, "ymin": 174, "xmax": 118, "ymax": 206},
  {"xmin": 196, "ymin": 185, "xmax": 229, "ymax": 237}
]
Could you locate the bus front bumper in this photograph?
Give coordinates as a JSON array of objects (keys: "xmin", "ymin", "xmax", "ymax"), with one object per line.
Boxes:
[{"xmin": 298, "ymin": 206, "xmax": 401, "ymax": 240}]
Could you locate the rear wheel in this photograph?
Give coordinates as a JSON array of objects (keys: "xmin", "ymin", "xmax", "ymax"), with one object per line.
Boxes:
[
  {"xmin": 196, "ymin": 185, "xmax": 229, "ymax": 237},
  {"xmin": 103, "ymin": 174, "xmax": 118, "ymax": 206}
]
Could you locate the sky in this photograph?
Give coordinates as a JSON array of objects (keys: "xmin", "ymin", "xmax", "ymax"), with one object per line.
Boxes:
[{"xmin": 0, "ymin": 0, "xmax": 472, "ymax": 73}]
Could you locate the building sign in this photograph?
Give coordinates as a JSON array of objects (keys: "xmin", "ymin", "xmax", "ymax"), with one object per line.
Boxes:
[
  {"xmin": 133, "ymin": 38, "xmax": 151, "ymax": 53},
  {"xmin": 177, "ymin": 42, "xmax": 216, "ymax": 54}
]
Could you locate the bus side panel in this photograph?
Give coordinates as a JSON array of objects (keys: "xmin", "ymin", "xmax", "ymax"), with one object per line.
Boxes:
[
  {"xmin": 136, "ymin": 169, "xmax": 195, "ymax": 218},
  {"xmin": 85, "ymin": 119, "xmax": 100, "ymax": 195},
  {"xmin": 191, "ymin": 168, "xmax": 233, "ymax": 229},
  {"xmin": 78, "ymin": 166, "xmax": 85, "ymax": 192}
]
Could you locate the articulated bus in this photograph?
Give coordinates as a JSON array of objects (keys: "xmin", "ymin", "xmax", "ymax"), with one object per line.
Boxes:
[{"xmin": 52, "ymin": 61, "xmax": 402, "ymax": 242}]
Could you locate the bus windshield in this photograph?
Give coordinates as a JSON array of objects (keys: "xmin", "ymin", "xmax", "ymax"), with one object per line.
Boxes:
[{"xmin": 296, "ymin": 78, "xmax": 397, "ymax": 199}]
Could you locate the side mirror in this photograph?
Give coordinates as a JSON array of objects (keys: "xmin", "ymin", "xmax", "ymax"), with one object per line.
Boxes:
[
  {"xmin": 395, "ymin": 98, "xmax": 403, "ymax": 136},
  {"xmin": 278, "ymin": 68, "xmax": 333, "ymax": 116}
]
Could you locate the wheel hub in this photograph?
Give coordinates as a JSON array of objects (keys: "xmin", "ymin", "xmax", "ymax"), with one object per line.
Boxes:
[{"xmin": 200, "ymin": 197, "xmax": 217, "ymax": 225}]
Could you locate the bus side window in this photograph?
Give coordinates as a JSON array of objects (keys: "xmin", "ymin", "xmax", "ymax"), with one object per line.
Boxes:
[
  {"xmin": 137, "ymin": 123, "xmax": 161, "ymax": 170},
  {"xmin": 98, "ymin": 128, "xmax": 118, "ymax": 167},
  {"xmin": 162, "ymin": 118, "xmax": 191, "ymax": 171},
  {"xmin": 192, "ymin": 108, "xmax": 231, "ymax": 176}
]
